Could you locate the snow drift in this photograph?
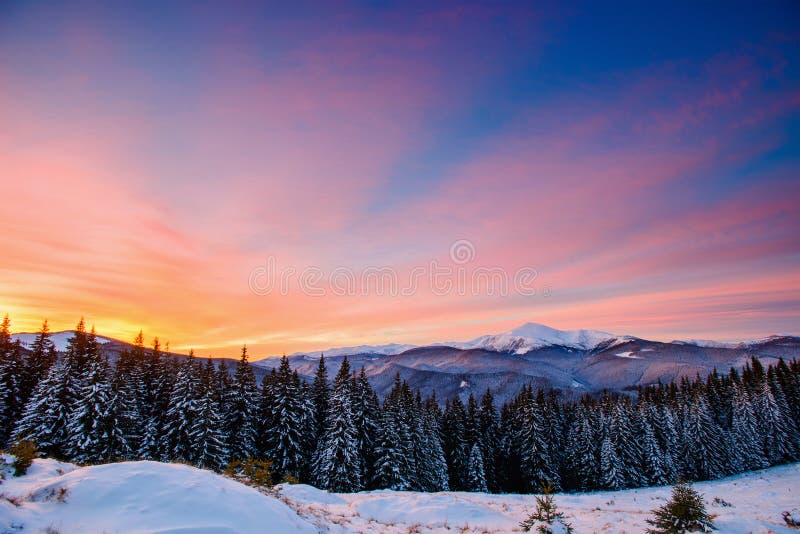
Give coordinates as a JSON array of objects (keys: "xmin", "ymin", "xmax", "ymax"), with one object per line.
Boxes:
[{"xmin": 0, "ymin": 458, "xmax": 316, "ymax": 534}]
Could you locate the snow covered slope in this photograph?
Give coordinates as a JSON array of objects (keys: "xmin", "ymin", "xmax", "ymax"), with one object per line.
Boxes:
[
  {"xmin": 0, "ymin": 458, "xmax": 316, "ymax": 534},
  {"xmin": 2, "ymin": 457, "xmax": 798, "ymax": 533},
  {"xmin": 276, "ymin": 463, "xmax": 800, "ymax": 533},
  {"xmin": 11, "ymin": 331, "xmax": 113, "ymax": 352},
  {"xmin": 287, "ymin": 342, "xmax": 418, "ymax": 359}
]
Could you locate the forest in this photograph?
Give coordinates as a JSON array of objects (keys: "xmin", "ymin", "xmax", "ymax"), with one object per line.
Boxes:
[{"xmin": 1, "ymin": 316, "xmax": 798, "ymax": 494}]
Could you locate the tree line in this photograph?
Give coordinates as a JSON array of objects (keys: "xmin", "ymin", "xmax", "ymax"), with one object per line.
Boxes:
[{"xmin": 0, "ymin": 316, "xmax": 798, "ymax": 494}]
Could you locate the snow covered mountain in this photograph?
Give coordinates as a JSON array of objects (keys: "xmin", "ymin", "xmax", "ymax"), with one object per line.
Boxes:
[
  {"xmin": 440, "ymin": 322, "xmax": 623, "ymax": 353},
  {"xmin": 262, "ymin": 322, "xmax": 626, "ymax": 361}
]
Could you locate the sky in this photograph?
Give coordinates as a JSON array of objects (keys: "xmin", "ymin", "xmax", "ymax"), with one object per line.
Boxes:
[{"xmin": 1, "ymin": 1, "xmax": 799, "ymax": 357}]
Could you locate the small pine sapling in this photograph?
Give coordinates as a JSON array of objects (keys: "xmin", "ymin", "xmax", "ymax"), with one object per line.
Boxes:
[
  {"xmin": 646, "ymin": 481, "xmax": 715, "ymax": 533},
  {"xmin": 520, "ymin": 481, "xmax": 574, "ymax": 533}
]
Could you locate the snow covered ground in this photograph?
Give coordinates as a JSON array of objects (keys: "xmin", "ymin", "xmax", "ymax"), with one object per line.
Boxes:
[
  {"xmin": 276, "ymin": 463, "xmax": 800, "ymax": 533},
  {"xmin": 0, "ymin": 458, "xmax": 316, "ymax": 533},
  {"xmin": 1, "ymin": 458, "xmax": 798, "ymax": 533}
]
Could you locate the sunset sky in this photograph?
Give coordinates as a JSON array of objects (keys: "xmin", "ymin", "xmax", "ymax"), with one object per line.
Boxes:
[{"xmin": 1, "ymin": 1, "xmax": 798, "ymax": 357}]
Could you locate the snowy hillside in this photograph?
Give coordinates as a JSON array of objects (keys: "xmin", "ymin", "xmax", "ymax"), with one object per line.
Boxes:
[
  {"xmin": 3, "ymin": 457, "xmax": 797, "ymax": 533},
  {"xmin": 11, "ymin": 331, "xmax": 113, "ymax": 352},
  {"xmin": 275, "ymin": 463, "xmax": 800, "ymax": 533},
  {"xmin": 0, "ymin": 458, "xmax": 316, "ymax": 534},
  {"xmin": 287, "ymin": 343, "xmax": 418, "ymax": 359}
]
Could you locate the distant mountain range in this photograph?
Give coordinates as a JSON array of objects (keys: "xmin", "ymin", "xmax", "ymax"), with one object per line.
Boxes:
[{"xmin": 12, "ymin": 322, "xmax": 800, "ymax": 404}]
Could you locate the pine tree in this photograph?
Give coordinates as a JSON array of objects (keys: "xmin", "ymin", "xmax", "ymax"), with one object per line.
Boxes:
[
  {"xmin": 372, "ymin": 407, "xmax": 411, "ymax": 490},
  {"xmin": 416, "ymin": 398, "xmax": 449, "ymax": 492},
  {"xmin": 0, "ymin": 316, "xmax": 23, "ymax": 446},
  {"xmin": 192, "ymin": 358, "xmax": 228, "ymax": 470},
  {"xmin": 465, "ymin": 443, "xmax": 488, "ymax": 492},
  {"xmin": 226, "ymin": 345, "xmax": 259, "ymax": 461},
  {"xmin": 112, "ymin": 342, "xmax": 145, "ymax": 458},
  {"xmin": 351, "ymin": 368, "xmax": 379, "ymax": 484},
  {"xmin": 12, "ymin": 359, "xmax": 74, "ymax": 457},
  {"xmin": 442, "ymin": 396, "xmax": 469, "ymax": 490},
  {"xmin": 681, "ymin": 391, "xmax": 726, "ymax": 480},
  {"xmin": 608, "ymin": 399, "xmax": 644, "ymax": 487},
  {"xmin": 478, "ymin": 389, "xmax": 500, "ymax": 492},
  {"xmin": 67, "ymin": 334, "xmax": 128, "ymax": 463},
  {"xmin": 313, "ymin": 357, "xmax": 362, "ymax": 492},
  {"xmin": 646, "ymin": 481, "xmax": 714, "ymax": 533},
  {"xmin": 729, "ymin": 382, "xmax": 768, "ymax": 471},
  {"xmin": 518, "ymin": 392, "xmax": 555, "ymax": 491},
  {"xmin": 19, "ymin": 320, "xmax": 57, "ymax": 407},
  {"xmin": 520, "ymin": 481, "xmax": 574, "ymax": 533},
  {"xmin": 264, "ymin": 355, "xmax": 307, "ymax": 478},
  {"xmin": 600, "ymin": 432, "xmax": 625, "ymax": 490},
  {"xmin": 566, "ymin": 403, "xmax": 599, "ymax": 491},
  {"xmin": 641, "ymin": 419, "xmax": 670, "ymax": 486},
  {"xmin": 311, "ymin": 354, "xmax": 330, "ymax": 441},
  {"xmin": 163, "ymin": 351, "xmax": 201, "ymax": 462}
]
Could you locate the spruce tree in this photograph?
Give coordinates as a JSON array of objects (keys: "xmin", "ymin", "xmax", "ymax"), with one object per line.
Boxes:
[
  {"xmin": 225, "ymin": 345, "xmax": 258, "ymax": 461},
  {"xmin": 351, "ymin": 368, "xmax": 379, "ymax": 484},
  {"xmin": 311, "ymin": 354, "xmax": 330, "ymax": 441},
  {"xmin": 313, "ymin": 356, "xmax": 362, "ymax": 491},
  {"xmin": 192, "ymin": 358, "xmax": 228, "ymax": 469},
  {"xmin": 67, "ymin": 333, "xmax": 128, "ymax": 463},
  {"xmin": 646, "ymin": 481, "xmax": 714, "ymax": 533},
  {"xmin": 19, "ymin": 320, "xmax": 57, "ymax": 407},
  {"xmin": 442, "ymin": 396, "xmax": 469, "ymax": 490},
  {"xmin": 372, "ymin": 407, "xmax": 411, "ymax": 490},
  {"xmin": 478, "ymin": 389, "xmax": 500, "ymax": 492},
  {"xmin": 465, "ymin": 443, "xmax": 488, "ymax": 492},
  {"xmin": 12, "ymin": 359, "xmax": 74, "ymax": 457},
  {"xmin": 264, "ymin": 355, "xmax": 307, "ymax": 478},
  {"xmin": 566, "ymin": 403, "xmax": 599, "ymax": 491},
  {"xmin": 163, "ymin": 351, "xmax": 201, "ymax": 462},
  {"xmin": 681, "ymin": 391, "xmax": 726, "ymax": 480},
  {"xmin": 0, "ymin": 316, "xmax": 23, "ymax": 446}
]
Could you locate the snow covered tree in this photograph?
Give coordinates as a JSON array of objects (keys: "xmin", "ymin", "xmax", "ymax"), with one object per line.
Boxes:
[
  {"xmin": 566, "ymin": 403, "xmax": 599, "ymax": 491},
  {"xmin": 646, "ymin": 481, "xmax": 714, "ymax": 533},
  {"xmin": 599, "ymin": 432, "xmax": 626, "ymax": 490},
  {"xmin": 12, "ymin": 359, "xmax": 74, "ymax": 457},
  {"xmin": 263, "ymin": 355, "xmax": 308, "ymax": 478},
  {"xmin": 640, "ymin": 418, "xmax": 671, "ymax": 486},
  {"xmin": 67, "ymin": 340, "xmax": 128, "ymax": 463},
  {"xmin": 163, "ymin": 351, "xmax": 201, "ymax": 462},
  {"xmin": 226, "ymin": 345, "xmax": 259, "ymax": 461},
  {"xmin": 518, "ymin": 392, "xmax": 556, "ymax": 491},
  {"xmin": 351, "ymin": 367, "xmax": 379, "ymax": 484},
  {"xmin": 729, "ymin": 383, "xmax": 768, "ymax": 471},
  {"xmin": 415, "ymin": 398, "xmax": 449, "ymax": 492},
  {"xmin": 372, "ymin": 407, "xmax": 411, "ymax": 490},
  {"xmin": 313, "ymin": 356, "xmax": 362, "ymax": 491},
  {"xmin": 465, "ymin": 443, "xmax": 488, "ymax": 492},
  {"xmin": 681, "ymin": 391, "xmax": 726, "ymax": 481},
  {"xmin": 442, "ymin": 396, "xmax": 470, "ymax": 490},
  {"xmin": 192, "ymin": 358, "xmax": 228, "ymax": 470},
  {"xmin": 19, "ymin": 320, "xmax": 57, "ymax": 407},
  {"xmin": 311, "ymin": 354, "xmax": 330, "ymax": 441},
  {"xmin": 0, "ymin": 316, "xmax": 23, "ymax": 446},
  {"xmin": 478, "ymin": 389, "xmax": 501, "ymax": 492}
]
